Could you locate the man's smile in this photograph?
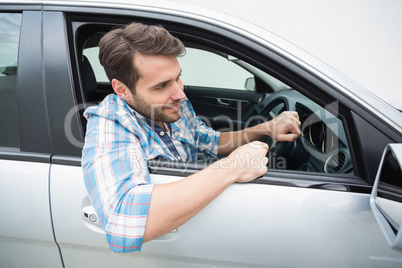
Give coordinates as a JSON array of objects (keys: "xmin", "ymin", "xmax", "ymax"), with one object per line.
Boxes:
[{"xmin": 163, "ymin": 102, "xmax": 181, "ymax": 111}]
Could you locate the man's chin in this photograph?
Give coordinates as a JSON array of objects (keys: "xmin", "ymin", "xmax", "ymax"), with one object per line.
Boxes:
[
  {"xmin": 164, "ymin": 113, "xmax": 181, "ymax": 123},
  {"xmin": 167, "ymin": 111, "xmax": 181, "ymax": 123}
]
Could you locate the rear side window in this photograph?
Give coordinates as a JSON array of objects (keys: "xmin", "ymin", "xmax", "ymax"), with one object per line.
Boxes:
[
  {"xmin": 0, "ymin": 13, "xmax": 21, "ymax": 148},
  {"xmin": 83, "ymin": 47, "xmax": 109, "ymax": 83}
]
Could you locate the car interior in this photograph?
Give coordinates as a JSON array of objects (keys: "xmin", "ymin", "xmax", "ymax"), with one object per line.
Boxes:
[{"xmin": 73, "ymin": 21, "xmax": 355, "ymax": 176}]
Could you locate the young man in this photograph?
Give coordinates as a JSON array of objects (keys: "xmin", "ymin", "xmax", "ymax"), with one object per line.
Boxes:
[{"xmin": 82, "ymin": 22, "xmax": 300, "ymax": 253}]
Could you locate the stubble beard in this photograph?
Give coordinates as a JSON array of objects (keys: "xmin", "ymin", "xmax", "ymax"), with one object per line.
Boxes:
[{"xmin": 131, "ymin": 94, "xmax": 182, "ymax": 124}]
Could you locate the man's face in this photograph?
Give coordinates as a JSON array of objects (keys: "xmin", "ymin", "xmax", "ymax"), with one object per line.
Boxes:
[{"xmin": 126, "ymin": 53, "xmax": 186, "ymax": 128}]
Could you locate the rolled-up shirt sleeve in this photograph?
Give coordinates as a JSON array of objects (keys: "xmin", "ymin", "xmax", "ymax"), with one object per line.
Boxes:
[
  {"xmin": 180, "ymin": 99, "xmax": 221, "ymax": 157},
  {"xmin": 192, "ymin": 115, "xmax": 220, "ymax": 157},
  {"xmin": 82, "ymin": 113, "xmax": 153, "ymax": 253}
]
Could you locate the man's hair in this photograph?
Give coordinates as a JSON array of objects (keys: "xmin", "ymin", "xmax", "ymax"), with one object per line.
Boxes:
[{"xmin": 99, "ymin": 22, "xmax": 185, "ymax": 92}]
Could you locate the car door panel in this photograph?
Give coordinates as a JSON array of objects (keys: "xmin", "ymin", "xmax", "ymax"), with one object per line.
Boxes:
[
  {"xmin": 185, "ymin": 86, "xmax": 261, "ymax": 130},
  {"xmin": 147, "ymin": 174, "xmax": 401, "ymax": 268},
  {"xmin": 50, "ymin": 159, "xmax": 402, "ymax": 267}
]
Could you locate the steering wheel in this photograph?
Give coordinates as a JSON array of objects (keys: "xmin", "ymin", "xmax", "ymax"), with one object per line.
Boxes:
[{"xmin": 255, "ymin": 96, "xmax": 298, "ymax": 157}]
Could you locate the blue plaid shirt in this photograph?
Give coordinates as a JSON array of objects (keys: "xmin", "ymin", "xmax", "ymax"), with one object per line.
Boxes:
[{"xmin": 81, "ymin": 94, "xmax": 220, "ymax": 253}]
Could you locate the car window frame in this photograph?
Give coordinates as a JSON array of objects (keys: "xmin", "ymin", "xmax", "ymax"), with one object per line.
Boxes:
[
  {"xmin": 66, "ymin": 12, "xmax": 385, "ymax": 186},
  {"xmin": 0, "ymin": 8, "xmax": 54, "ymax": 163}
]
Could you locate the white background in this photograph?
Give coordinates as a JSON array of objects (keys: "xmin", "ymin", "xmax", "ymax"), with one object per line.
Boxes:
[{"xmin": 171, "ymin": 0, "xmax": 402, "ymax": 109}]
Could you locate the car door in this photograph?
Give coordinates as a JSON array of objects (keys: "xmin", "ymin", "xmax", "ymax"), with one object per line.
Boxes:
[
  {"xmin": 0, "ymin": 10, "xmax": 62, "ymax": 267},
  {"xmin": 45, "ymin": 4, "xmax": 402, "ymax": 268}
]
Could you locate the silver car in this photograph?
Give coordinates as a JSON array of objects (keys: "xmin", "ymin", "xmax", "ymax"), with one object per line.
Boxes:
[{"xmin": 0, "ymin": 0, "xmax": 401, "ymax": 267}]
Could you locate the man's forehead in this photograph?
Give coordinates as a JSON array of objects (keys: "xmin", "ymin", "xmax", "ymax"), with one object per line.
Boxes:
[{"xmin": 133, "ymin": 53, "xmax": 181, "ymax": 76}]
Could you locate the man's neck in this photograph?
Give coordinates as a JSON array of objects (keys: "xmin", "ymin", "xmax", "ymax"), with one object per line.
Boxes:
[{"xmin": 154, "ymin": 121, "xmax": 167, "ymax": 131}]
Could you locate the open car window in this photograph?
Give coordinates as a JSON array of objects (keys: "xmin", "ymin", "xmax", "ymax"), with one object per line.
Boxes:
[
  {"xmin": 83, "ymin": 47, "xmax": 108, "ymax": 83},
  {"xmin": 179, "ymin": 47, "xmax": 290, "ymax": 92},
  {"xmin": 178, "ymin": 48, "xmax": 253, "ymax": 91},
  {"xmin": 78, "ymin": 26, "xmax": 355, "ymax": 176}
]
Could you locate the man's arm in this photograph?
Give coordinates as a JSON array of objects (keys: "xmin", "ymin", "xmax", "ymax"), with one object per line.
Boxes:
[
  {"xmin": 143, "ymin": 141, "xmax": 269, "ymax": 242},
  {"xmin": 217, "ymin": 111, "xmax": 301, "ymax": 155}
]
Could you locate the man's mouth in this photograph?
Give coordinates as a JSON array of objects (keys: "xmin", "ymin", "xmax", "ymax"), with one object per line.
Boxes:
[{"xmin": 163, "ymin": 103, "xmax": 181, "ymax": 111}]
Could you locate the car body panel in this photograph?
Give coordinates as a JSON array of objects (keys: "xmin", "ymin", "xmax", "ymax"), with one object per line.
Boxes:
[
  {"xmin": 49, "ymin": 160, "xmax": 402, "ymax": 267},
  {"xmin": 371, "ymin": 144, "xmax": 402, "ymax": 253},
  {"xmin": 0, "ymin": 159, "xmax": 62, "ymax": 268}
]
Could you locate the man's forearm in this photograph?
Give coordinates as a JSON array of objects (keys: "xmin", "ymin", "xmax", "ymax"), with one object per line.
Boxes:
[
  {"xmin": 143, "ymin": 161, "xmax": 236, "ymax": 242},
  {"xmin": 217, "ymin": 111, "xmax": 301, "ymax": 155},
  {"xmin": 143, "ymin": 142, "xmax": 269, "ymax": 242},
  {"xmin": 218, "ymin": 124, "xmax": 269, "ymax": 155}
]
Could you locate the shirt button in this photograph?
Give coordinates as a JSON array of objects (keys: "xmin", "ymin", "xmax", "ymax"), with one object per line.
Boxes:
[{"xmin": 160, "ymin": 131, "xmax": 165, "ymax": 136}]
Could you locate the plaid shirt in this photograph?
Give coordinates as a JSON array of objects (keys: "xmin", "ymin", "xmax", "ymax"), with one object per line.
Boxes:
[{"xmin": 81, "ymin": 94, "xmax": 220, "ymax": 253}]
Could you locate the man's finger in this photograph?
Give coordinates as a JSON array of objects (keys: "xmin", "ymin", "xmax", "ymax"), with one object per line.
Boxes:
[
  {"xmin": 281, "ymin": 111, "xmax": 299, "ymax": 120},
  {"xmin": 290, "ymin": 111, "xmax": 300, "ymax": 120},
  {"xmin": 277, "ymin": 133, "xmax": 299, "ymax": 142}
]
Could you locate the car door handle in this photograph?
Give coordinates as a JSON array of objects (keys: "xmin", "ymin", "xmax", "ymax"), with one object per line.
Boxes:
[
  {"xmin": 82, "ymin": 205, "xmax": 178, "ymax": 240},
  {"xmin": 82, "ymin": 206, "xmax": 101, "ymax": 226},
  {"xmin": 153, "ymin": 228, "xmax": 178, "ymax": 241},
  {"xmin": 217, "ymin": 98, "xmax": 230, "ymax": 106}
]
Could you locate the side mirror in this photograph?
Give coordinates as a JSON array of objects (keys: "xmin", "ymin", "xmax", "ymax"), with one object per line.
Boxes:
[
  {"xmin": 244, "ymin": 77, "xmax": 255, "ymax": 91},
  {"xmin": 370, "ymin": 144, "xmax": 402, "ymax": 253}
]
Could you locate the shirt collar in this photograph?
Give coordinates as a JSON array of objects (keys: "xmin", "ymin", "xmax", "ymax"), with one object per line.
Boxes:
[{"xmin": 121, "ymin": 97, "xmax": 194, "ymax": 144}]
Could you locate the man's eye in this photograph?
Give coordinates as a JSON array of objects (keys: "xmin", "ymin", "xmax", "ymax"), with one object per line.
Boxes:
[{"xmin": 158, "ymin": 83, "xmax": 167, "ymax": 89}]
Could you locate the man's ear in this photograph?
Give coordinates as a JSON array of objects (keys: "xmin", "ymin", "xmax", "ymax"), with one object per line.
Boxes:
[{"xmin": 112, "ymin": 79, "xmax": 131, "ymax": 100}]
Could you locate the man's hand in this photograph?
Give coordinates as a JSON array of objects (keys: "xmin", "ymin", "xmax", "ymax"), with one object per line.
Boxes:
[
  {"xmin": 265, "ymin": 111, "xmax": 301, "ymax": 142},
  {"xmin": 214, "ymin": 141, "xmax": 269, "ymax": 183},
  {"xmin": 217, "ymin": 111, "xmax": 301, "ymax": 156}
]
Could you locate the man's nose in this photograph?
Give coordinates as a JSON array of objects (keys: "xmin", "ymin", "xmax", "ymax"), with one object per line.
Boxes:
[{"xmin": 171, "ymin": 81, "xmax": 186, "ymax": 100}]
